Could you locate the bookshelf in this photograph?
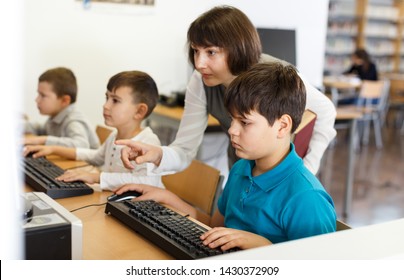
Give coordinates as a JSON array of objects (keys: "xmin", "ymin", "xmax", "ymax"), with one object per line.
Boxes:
[{"xmin": 324, "ymin": 0, "xmax": 404, "ymax": 76}]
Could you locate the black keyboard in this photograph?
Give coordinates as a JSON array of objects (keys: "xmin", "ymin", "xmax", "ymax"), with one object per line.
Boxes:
[
  {"xmin": 105, "ymin": 200, "xmax": 239, "ymax": 259},
  {"xmin": 23, "ymin": 156, "xmax": 94, "ymax": 199}
]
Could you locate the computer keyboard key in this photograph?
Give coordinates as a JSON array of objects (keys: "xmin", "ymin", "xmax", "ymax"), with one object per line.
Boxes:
[
  {"xmin": 23, "ymin": 156, "xmax": 93, "ymax": 199},
  {"xmin": 105, "ymin": 199, "xmax": 240, "ymax": 259}
]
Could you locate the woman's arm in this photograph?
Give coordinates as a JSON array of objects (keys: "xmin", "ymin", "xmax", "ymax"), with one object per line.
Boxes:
[
  {"xmin": 100, "ymin": 172, "xmax": 163, "ymax": 191},
  {"xmin": 157, "ymin": 71, "xmax": 209, "ymax": 172}
]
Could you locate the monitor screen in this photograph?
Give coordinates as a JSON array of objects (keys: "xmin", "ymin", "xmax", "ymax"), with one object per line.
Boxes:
[{"xmin": 257, "ymin": 27, "xmax": 296, "ymax": 66}]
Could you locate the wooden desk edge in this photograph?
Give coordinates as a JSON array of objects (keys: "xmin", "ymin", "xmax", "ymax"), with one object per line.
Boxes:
[
  {"xmin": 336, "ymin": 108, "xmax": 363, "ymax": 120},
  {"xmin": 153, "ymin": 104, "xmax": 220, "ymax": 127}
]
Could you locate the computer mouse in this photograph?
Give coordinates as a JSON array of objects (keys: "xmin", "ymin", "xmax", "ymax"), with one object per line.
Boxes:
[{"xmin": 107, "ymin": 190, "xmax": 142, "ymax": 202}]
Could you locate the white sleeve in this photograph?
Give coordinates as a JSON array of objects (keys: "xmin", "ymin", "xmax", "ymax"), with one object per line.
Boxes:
[
  {"xmin": 100, "ymin": 172, "xmax": 163, "ymax": 191},
  {"xmin": 299, "ymin": 73, "xmax": 337, "ymax": 174},
  {"xmin": 153, "ymin": 71, "xmax": 208, "ymax": 173}
]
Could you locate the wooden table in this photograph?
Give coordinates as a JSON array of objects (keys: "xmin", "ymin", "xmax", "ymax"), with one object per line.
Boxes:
[
  {"xmin": 25, "ymin": 158, "xmax": 173, "ymax": 260},
  {"xmin": 148, "ymin": 104, "xmax": 221, "ymax": 132},
  {"xmin": 323, "ymin": 76, "xmax": 362, "ymax": 106}
]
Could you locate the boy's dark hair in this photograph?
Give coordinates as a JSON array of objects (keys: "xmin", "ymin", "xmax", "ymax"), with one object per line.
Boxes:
[
  {"xmin": 187, "ymin": 5, "xmax": 262, "ymax": 76},
  {"xmin": 107, "ymin": 71, "xmax": 158, "ymax": 118},
  {"xmin": 224, "ymin": 62, "xmax": 306, "ymax": 133},
  {"xmin": 38, "ymin": 67, "xmax": 77, "ymax": 103}
]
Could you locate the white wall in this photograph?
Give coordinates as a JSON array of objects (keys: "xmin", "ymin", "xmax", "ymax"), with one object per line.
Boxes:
[{"xmin": 23, "ymin": 0, "xmax": 329, "ymax": 127}]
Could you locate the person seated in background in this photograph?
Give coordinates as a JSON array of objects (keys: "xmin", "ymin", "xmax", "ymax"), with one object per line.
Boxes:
[
  {"xmin": 24, "ymin": 67, "xmax": 100, "ymax": 149},
  {"xmin": 344, "ymin": 48, "xmax": 378, "ymax": 81},
  {"xmin": 341, "ymin": 48, "xmax": 379, "ymax": 105},
  {"xmin": 23, "ymin": 70, "xmax": 163, "ymax": 191},
  {"xmin": 115, "ymin": 62, "xmax": 337, "ymax": 250}
]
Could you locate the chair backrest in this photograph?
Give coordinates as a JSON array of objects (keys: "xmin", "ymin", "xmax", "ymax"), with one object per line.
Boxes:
[
  {"xmin": 389, "ymin": 78, "xmax": 404, "ymax": 105},
  {"xmin": 96, "ymin": 125, "xmax": 114, "ymax": 144},
  {"xmin": 292, "ymin": 109, "xmax": 317, "ymax": 159},
  {"xmin": 357, "ymin": 79, "xmax": 390, "ymax": 121},
  {"xmin": 358, "ymin": 80, "xmax": 385, "ymax": 99},
  {"xmin": 389, "ymin": 78, "xmax": 404, "ymax": 99},
  {"xmin": 358, "ymin": 80, "xmax": 390, "ymax": 108},
  {"xmin": 162, "ymin": 160, "xmax": 222, "ymax": 225}
]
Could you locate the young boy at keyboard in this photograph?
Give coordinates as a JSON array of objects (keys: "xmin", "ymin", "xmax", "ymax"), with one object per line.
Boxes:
[
  {"xmin": 24, "ymin": 67, "xmax": 100, "ymax": 149},
  {"xmin": 115, "ymin": 62, "xmax": 336, "ymax": 250},
  {"xmin": 23, "ymin": 70, "xmax": 163, "ymax": 191}
]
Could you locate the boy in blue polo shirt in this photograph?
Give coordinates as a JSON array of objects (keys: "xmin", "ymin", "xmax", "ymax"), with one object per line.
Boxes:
[{"xmin": 115, "ymin": 62, "xmax": 336, "ymax": 250}]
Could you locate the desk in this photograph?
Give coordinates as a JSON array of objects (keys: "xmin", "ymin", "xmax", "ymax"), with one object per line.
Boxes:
[
  {"xmin": 24, "ymin": 158, "xmax": 173, "ymax": 260},
  {"xmin": 46, "ymin": 155, "xmax": 88, "ymax": 170},
  {"xmin": 335, "ymin": 108, "xmax": 363, "ymax": 217},
  {"xmin": 149, "ymin": 104, "xmax": 221, "ymax": 132},
  {"xmin": 323, "ymin": 76, "xmax": 362, "ymax": 106}
]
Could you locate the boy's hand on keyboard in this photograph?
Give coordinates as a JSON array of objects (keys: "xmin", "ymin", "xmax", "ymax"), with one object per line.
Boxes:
[
  {"xmin": 116, "ymin": 184, "xmax": 168, "ymax": 203},
  {"xmin": 116, "ymin": 184, "xmax": 197, "ymax": 218},
  {"xmin": 56, "ymin": 169, "xmax": 100, "ymax": 184},
  {"xmin": 200, "ymin": 227, "xmax": 272, "ymax": 251},
  {"xmin": 23, "ymin": 145, "xmax": 52, "ymax": 158}
]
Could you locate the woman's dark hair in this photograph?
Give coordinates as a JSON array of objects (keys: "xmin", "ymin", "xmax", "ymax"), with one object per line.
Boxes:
[{"xmin": 187, "ymin": 5, "xmax": 262, "ymax": 75}]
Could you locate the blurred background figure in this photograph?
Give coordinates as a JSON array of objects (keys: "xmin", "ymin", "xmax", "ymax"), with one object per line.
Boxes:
[{"xmin": 344, "ymin": 48, "xmax": 378, "ymax": 81}]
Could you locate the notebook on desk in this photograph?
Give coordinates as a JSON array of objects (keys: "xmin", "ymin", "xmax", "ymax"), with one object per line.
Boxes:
[{"xmin": 292, "ymin": 109, "xmax": 317, "ymax": 159}]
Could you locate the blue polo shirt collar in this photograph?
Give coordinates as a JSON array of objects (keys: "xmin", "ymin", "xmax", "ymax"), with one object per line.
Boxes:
[{"xmin": 235, "ymin": 143, "xmax": 301, "ymax": 192}]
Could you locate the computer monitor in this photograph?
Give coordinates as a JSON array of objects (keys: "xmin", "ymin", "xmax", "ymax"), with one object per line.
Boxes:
[{"xmin": 257, "ymin": 27, "xmax": 296, "ymax": 66}]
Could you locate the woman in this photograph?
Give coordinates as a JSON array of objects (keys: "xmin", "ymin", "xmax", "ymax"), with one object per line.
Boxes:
[
  {"xmin": 117, "ymin": 5, "xmax": 336, "ymax": 175},
  {"xmin": 344, "ymin": 48, "xmax": 378, "ymax": 81}
]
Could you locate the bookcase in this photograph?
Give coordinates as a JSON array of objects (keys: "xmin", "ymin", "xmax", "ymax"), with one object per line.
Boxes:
[{"xmin": 324, "ymin": 0, "xmax": 404, "ymax": 76}]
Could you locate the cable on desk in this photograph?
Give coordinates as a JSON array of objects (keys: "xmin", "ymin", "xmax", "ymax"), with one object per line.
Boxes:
[{"xmin": 70, "ymin": 202, "xmax": 107, "ymax": 213}]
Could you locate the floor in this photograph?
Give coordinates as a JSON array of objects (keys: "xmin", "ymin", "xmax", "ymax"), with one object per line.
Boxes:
[{"xmin": 318, "ymin": 114, "xmax": 404, "ymax": 228}]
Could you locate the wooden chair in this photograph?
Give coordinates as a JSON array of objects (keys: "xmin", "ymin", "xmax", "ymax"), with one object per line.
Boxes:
[
  {"xmin": 388, "ymin": 78, "xmax": 404, "ymax": 133},
  {"xmin": 292, "ymin": 109, "xmax": 317, "ymax": 159},
  {"xmin": 96, "ymin": 125, "xmax": 114, "ymax": 144},
  {"xmin": 162, "ymin": 160, "xmax": 223, "ymax": 225},
  {"xmin": 338, "ymin": 79, "xmax": 390, "ymax": 149}
]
